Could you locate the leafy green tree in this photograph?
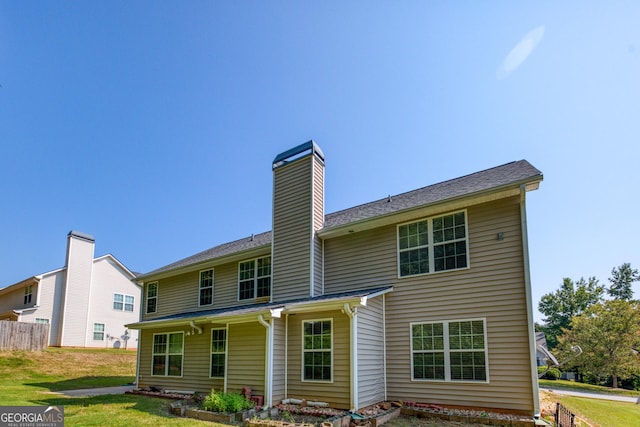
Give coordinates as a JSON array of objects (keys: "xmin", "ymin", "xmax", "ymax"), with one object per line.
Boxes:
[
  {"xmin": 558, "ymin": 300, "xmax": 640, "ymax": 389},
  {"xmin": 538, "ymin": 277, "xmax": 604, "ymax": 348},
  {"xmin": 608, "ymin": 263, "xmax": 640, "ymax": 301}
]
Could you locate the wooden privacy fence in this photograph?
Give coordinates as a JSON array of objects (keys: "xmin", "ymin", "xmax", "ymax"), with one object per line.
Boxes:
[
  {"xmin": 0, "ymin": 320, "xmax": 49, "ymax": 351},
  {"xmin": 555, "ymin": 402, "xmax": 575, "ymax": 427}
]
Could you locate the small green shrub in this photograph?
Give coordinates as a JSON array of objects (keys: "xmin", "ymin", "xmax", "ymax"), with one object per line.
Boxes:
[
  {"xmin": 538, "ymin": 366, "xmax": 561, "ymax": 380},
  {"xmin": 202, "ymin": 389, "xmax": 254, "ymax": 413}
]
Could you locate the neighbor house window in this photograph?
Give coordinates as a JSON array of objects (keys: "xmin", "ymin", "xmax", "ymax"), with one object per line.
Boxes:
[
  {"xmin": 302, "ymin": 319, "xmax": 332, "ymax": 382},
  {"xmin": 146, "ymin": 282, "xmax": 158, "ymax": 314},
  {"xmin": 152, "ymin": 332, "xmax": 183, "ymax": 376},
  {"xmin": 238, "ymin": 256, "xmax": 271, "ymax": 300},
  {"xmin": 199, "ymin": 269, "xmax": 214, "ymax": 306},
  {"xmin": 398, "ymin": 211, "xmax": 468, "ymax": 277},
  {"xmin": 411, "ymin": 319, "xmax": 487, "ymax": 382},
  {"xmin": 210, "ymin": 328, "xmax": 227, "ymax": 378},
  {"xmin": 24, "ymin": 285, "xmax": 33, "ymax": 304},
  {"xmin": 35, "ymin": 318, "xmax": 49, "ymax": 324},
  {"xmin": 113, "ymin": 293, "xmax": 135, "ymax": 312},
  {"xmin": 93, "ymin": 323, "xmax": 105, "ymax": 341}
]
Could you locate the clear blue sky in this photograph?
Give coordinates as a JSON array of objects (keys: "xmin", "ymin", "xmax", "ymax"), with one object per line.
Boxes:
[{"xmin": 1, "ymin": 2, "xmax": 639, "ymax": 321}]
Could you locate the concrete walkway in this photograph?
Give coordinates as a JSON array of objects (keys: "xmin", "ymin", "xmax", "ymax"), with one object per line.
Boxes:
[
  {"xmin": 540, "ymin": 387, "xmax": 638, "ymax": 403},
  {"xmin": 54, "ymin": 385, "xmax": 135, "ymax": 398}
]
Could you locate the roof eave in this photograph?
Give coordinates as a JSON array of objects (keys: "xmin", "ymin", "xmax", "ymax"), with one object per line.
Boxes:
[{"xmin": 318, "ymin": 175, "xmax": 542, "ymax": 239}]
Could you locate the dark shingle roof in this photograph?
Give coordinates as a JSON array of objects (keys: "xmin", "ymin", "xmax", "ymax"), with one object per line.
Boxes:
[
  {"xmin": 324, "ymin": 160, "xmax": 541, "ymax": 228},
  {"xmin": 139, "ymin": 160, "xmax": 541, "ymax": 279}
]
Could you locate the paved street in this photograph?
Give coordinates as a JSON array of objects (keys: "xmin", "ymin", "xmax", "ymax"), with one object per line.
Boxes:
[
  {"xmin": 540, "ymin": 387, "xmax": 637, "ymax": 403},
  {"xmin": 53, "ymin": 385, "xmax": 135, "ymax": 398}
]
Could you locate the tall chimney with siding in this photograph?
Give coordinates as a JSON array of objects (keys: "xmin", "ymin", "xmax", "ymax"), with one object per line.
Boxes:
[
  {"xmin": 58, "ymin": 231, "xmax": 95, "ymax": 347},
  {"xmin": 271, "ymin": 141, "xmax": 325, "ymax": 301}
]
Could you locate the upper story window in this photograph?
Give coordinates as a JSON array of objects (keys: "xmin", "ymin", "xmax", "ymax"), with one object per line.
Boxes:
[
  {"xmin": 238, "ymin": 256, "xmax": 271, "ymax": 300},
  {"xmin": 411, "ymin": 319, "xmax": 487, "ymax": 382},
  {"xmin": 146, "ymin": 282, "xmax": 158, "ymax": 314},
  {"xmin": 24, "ymin": 285, "xmax": 33, "ymax": 304},
  {"xmin": 199, "ymin": 269, "xmax": 214, "ymax": 306},
  {"xmin": 398, "ymin": 211, "xmax": 468, "ymax": 277},
  {"xmin": 113, "ymin": 293, "xmax": 135, "ymax": 312}
]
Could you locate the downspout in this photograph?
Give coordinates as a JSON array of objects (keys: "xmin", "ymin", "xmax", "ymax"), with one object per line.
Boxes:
[
  {"xmin": 382, "ymin": 294, "xmax": 388, "ymax": 401},
  {"xmin": 258, "ymin": 315, "xmax": 273, "ymax": 408},
  {"xmin": 520, "ymin": 184, "xmax": 541, "ymax": 419},
  {"xmin": 189, "ymin": 320, "xmax": 203, "ymax": 335},
  {"xmin": 343, "ymin": 303, "xmax": 358, "ymax": 411},
  {"xmin": 135, "ymin": 331, "xmax": 142, "ymax": 388},
  {"xmin": 285, "ymin": 313, "xmax": 289, "ymax": 399}
]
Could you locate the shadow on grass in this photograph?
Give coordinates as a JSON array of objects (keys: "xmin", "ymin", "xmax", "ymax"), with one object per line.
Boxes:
[
  {"xmin": 27, "ymin": 375, "xmax": 135, "ymax": 391},
  {"xmin": 34, "ymin": 393, "xmax": 175, "ymax": 419}
]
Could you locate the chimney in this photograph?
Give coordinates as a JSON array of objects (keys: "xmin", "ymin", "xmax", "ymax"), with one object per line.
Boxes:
[
  {"xmin": 271, "ymin": 141, "xmax": 325, "ymax": 301},
  {"xmin": 58, "ymin": 231, "xmax": 95, "ymax": 347}
]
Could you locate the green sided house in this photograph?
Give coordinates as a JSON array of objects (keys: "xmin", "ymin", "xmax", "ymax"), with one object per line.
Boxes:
[{"xmin": 127, "ymin": 141, "xmax": 543, "ymax": 417}]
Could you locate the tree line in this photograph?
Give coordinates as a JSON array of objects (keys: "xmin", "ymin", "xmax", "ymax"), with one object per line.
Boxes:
[{"xmin": 535, "ymin": 263, "xmax": 640, "ymax": 389}]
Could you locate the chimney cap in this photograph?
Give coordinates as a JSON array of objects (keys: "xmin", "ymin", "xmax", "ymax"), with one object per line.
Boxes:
[
  {"xmin": 68, "ymin": 230, "xmax": 95, "ymax": 242},
  {"xmin": 273, "ymin": 140, "xmax": 325, "ymax": 169}
]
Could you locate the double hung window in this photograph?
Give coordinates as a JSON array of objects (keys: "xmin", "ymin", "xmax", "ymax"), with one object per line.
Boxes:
[
  {"xmin": 398, "ymin": 211, "xmax": 468, "ymax": 277},
  {"xmin": 146, "ymin": 282, "xmax": 158, "ymax": 314},
  {"xmin": 238, "ymin": 256, "xmax": 271, "ymax": 300},
  {"xmin": 152, "ymin": 332, "xmax": 184, "ymax": 376},
  {"xmin": 199, "ymin": 269, "xmax": 214, "ymax": 306},
  {"xmin": 302, "ymin": 319, "xmax": 332, "ymax": 382},
  {"xmin": 210, "ymin": 328, "xmax": 227, "ymax": 378},
  {"xmin": 24, "ymin": 285, "xmax": 33, "ymax": 304},
  {"xmin": 93, "ymin": 323, "xmax": 105, "ymax": 341},
  {"xmin": 411, "ymin": 319, "xmax": 487, "ymax": 382}
]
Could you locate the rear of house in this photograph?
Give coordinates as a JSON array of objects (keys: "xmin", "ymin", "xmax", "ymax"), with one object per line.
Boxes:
[{"xmin": 128, "ymin": 141, "xmax": 542, "ymax": 416}]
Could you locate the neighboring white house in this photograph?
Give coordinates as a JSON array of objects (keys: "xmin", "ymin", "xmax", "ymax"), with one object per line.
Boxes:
[{"xmin": 0, "ymin": 231, "xmax": 140, "ymax": 349}]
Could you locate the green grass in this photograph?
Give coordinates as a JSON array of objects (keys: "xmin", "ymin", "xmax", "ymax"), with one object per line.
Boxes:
[
  {"xmin": 550, "ymin": 394, "xmax": 640, "ymax": 427},
  {"xmin": 0, "ymin": 348, "xmax": 230, "ymax": 426},
  {"xmin": 539, "ymin": 379, "xmax": 639, "ymax": 397}
]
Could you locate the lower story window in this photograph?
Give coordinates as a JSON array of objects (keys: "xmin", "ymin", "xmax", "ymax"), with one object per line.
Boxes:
[
  {"xmin": 93, "ymin": 323, "xmax": 105, "ymax": 341},
  {"xmin": 152, "ymin": 332, "xmax": 184, "ymax": 376},
  {"xmin": 411, "ymin": 319, "xmax": 487, "ymax": 382},
  {"xmin": 210, "ymin": 328, "xmax": 227, "ymax": 378},
  {"xmin": 303, "ymin": 319, "xmax": 332, "ymax": 382},
  {"xmin": 35, "ymin": 318, "xmax": 49, "ymax": 324}
]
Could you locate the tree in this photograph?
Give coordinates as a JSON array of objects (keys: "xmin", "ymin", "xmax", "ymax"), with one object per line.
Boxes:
[
  {"xmin": 538, "ymin": 277, "xmax": 604, "ymax": 348},
  {"xmin": 608, "ymin": 263, "xmax": 640, "ymax": 301},
  {"xmin": 558, "ymin": 300, "xmax": 640, "ymax": 389}
]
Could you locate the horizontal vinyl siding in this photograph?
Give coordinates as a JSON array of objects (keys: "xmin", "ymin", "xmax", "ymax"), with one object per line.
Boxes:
[
  {"xmin": 272, "ymin": 318, "xmax": 286, "ymax": 403},
  {"xmin": 226, "ymin": 322, "xmax": 266, "ymax": 395},
  {"xmin": 137, "ymin": 326, "xmax": 223, "ymax": 393},
  {"xmin": 273, "ymin": 157, "xmax": 313, "ymax": 301},
  {"xmin": 287, "ymin": 310, "xmax": 351, "ymax": 409},
  {"xmin": 142, "ymin": 251, "xmax": 271, "ymax": 321},
  {"xmin": 357, "ymin": 297, "xmax": 385, "ymax": 408},
  {"xmin": 323, "ymin": 196, "xmax": 535, "ymax": 414}
]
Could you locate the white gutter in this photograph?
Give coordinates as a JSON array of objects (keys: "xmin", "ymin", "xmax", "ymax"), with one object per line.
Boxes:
[
  {"xmin": 342, "ymin": 303, "xmax": 358, "ymax": 411},
  {"xmin": 520, "ymin": 184, "xmax": 541, "ymax": 419},
  {"xmin": 257, "ymin": 314, "xmax": 273, "ymax": 409}
]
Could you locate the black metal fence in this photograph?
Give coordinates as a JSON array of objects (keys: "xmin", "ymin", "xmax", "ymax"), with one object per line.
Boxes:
[{"xmin": 555, "ymin": 402, "xmax": 575, "ymax": 427}]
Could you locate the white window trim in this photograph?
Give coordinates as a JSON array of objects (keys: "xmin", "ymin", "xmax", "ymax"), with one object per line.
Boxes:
[
  {"xmin": 146, "ymin": 282, "xmax": 158, "ymax": 314},
  {"xmin": 397, "ymin": 209, "xmax": 470, "ymax": 278},
  {"xmin": 209, "ymin": 327, "xmax": 228, "ymax": 378},
  {"xmin": 151, "ymin": 332, "xmax": 184, "ymax": 377},
  {"xmin": 301, "ymin": 318, "xmax": 334, "ymax": 383},
  {"xmin": 113, "ymin": 293, "xmax": 135, "ymax": 312},
  {"xmin": 199, "ymin": 269, "xmax": 215, "ymax": 307},
  {"xmin": 237, "ymin": 256, "xmax": 271, "ymax": 301},
  {"xmin": 93, "ymin": 323, "xmax": 105, "ymax": 341},
  {"xmin": 410, "ymin": 318, "xmax": 489, "ymax": 383},
  {"xmin": 24, "ymin": 285, "xmax": 33, "ymax": 305}
]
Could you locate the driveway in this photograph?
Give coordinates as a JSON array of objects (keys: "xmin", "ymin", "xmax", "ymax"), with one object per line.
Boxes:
[
  {"xmin": 540, "ymin": 387, "xmax": 638, "ymax": 403},
  {"xmin": 53, "ymin": 385, "xmax": 135, "ymax": 398}
]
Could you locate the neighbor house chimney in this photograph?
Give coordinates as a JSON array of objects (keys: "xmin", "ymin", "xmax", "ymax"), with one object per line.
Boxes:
[{"xmin": 271, "ymin": 141, "xmax": 325, "ymax": 301}]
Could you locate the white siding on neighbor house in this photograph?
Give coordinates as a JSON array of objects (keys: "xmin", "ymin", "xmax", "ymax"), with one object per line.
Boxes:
[
  {"xmin": 0, "ymin": 284, "xmax": 36, "ymax": 314},
  {"xmin": 86, "ymin": 257, "xmax": 140, "ymax": 349},
  {"xmin": 20, "ymin": 271, "xmax": 66, "ymax": 346},
  {"xmin": 357, "ymin": 296, "xmax": 386, "ymax": 408},
  {"xmin": 323, "ymin": 196, "xmax": 535, "ymax": 414},
  {"xmin": 60, "ymin": 234, "xmax": 95, "ymax": 347}
]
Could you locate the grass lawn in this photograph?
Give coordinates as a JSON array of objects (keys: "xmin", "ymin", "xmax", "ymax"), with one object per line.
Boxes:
[
  {"xmin": 542, "ymin": 391, "xmax": 640, "ymax": 427},
  {"xmin": 539, "ymin": 379, "xmax": 639, "ymax": 397},
  {"xmin": 0, "ymin": 348, "xmax": 224, "ymax": 427}
]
